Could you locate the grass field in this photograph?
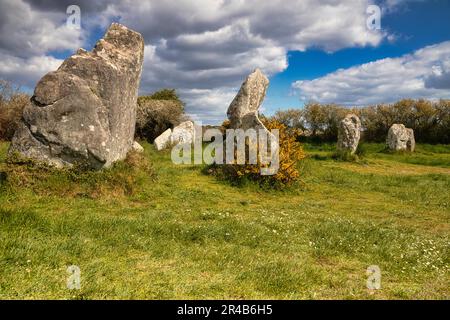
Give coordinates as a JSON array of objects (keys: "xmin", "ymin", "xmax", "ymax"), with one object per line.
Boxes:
[{"xmin": 0, "ymin": 141, "xmax": 449, "ymax": 299}]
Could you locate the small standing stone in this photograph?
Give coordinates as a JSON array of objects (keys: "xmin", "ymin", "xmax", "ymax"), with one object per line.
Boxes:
[
  {"xmin": 154, "ymin": 128, "xmax": 172, "ymax": 151},
  {"xmin": 153, "ymin": 121, "xmax": 196, "ymax": 151}
]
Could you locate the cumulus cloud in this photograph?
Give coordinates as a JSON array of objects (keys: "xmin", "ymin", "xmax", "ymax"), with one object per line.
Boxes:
[
  {"xmin": 112, "ymin": 0, "xmax": 385, "ymax": 51},
  {"xmin": 293, "ymin": 41, "xmax": 450, "ymax": 106},
  {"xmin": 23, "ymin": 0, "xmax": 111, "ymax": 14},
  {"xmin": 0, "ymin": 52, "xmax": 63, "ymax": 89},
  {"xmin": 109, "ymin": 0, "xmax": 388, "ymax": 122},
  {"xmin": 0, "ymin": 0, "xmax": 84, "ymax": 58},
  {"xmin": 112, "ymin": 0, "xmax": 387, "ymax": 89},
  {"xmin": 425, "ymin": 61, "xmax": 450, "ymax": 90},
  {"xmin": 0, "ymin": 0, "xmax": 82, "ymax": 88},
  {"xmin": 180, "ymin": 88, "xmax": 237, "ymax": 124},
  {"xmin": 1, "ymin": 0, "xmax": 392, "ymax": 122}
]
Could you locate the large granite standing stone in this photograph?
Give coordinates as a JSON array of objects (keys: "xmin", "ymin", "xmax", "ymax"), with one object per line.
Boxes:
[
  {"xmin": 387, "ymin": 124, "xmax": 415, "ymax": 151},
  {"xmin": 337, "ymin": 114, "xmax": 361, "ymax": 154},
  {"xmin": 8, "ymin": 23, "xmax": 144, "ymax": 169},
  {"xmin": 227, "ymin": 68, "xmax": 269, "ymax": 131}
]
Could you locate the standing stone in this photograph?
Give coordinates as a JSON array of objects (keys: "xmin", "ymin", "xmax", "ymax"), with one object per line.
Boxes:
[
  {"xmin": 227, "ymin": 68, "xmax": 269, "ymax": 131},
  {"xmin": 337, "ymin": 114, "xmax": 361, "ymax": 154},
  {"xmin": 8, "ymin": 23, "xmax": 144, "ymax": 169},
  {"xmin": 154, "ymin": 128, "xmax": 172, "ymax": 151},
  {"xmin": 225, "ymin": 69, "xmax": 278, "ymax": 173},
  {"xmin": 153, "ymin": 121, "xmax": 196, "ymax": 151},
  {"xmin": 170, "ymin": 121, "xmax": 195, "ymax": 145},
  {"xmin": 387, "ymin": 124, "xmax": 415, "ymax": 151}
]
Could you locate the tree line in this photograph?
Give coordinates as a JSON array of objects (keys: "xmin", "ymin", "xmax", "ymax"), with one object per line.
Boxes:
[
  {"xmin": 1, "ymin": 79, "xmax": 449, "ymax": 144},
  {"xmin": 270, "ymin": 99, "xmax": 450, "ymax": 144}
]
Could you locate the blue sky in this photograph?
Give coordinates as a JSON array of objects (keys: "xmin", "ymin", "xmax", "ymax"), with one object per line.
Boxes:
[
  {"xmin": 265, "ymin": 0, "xmax": 450, "ymax": 113},
  {"xmin": 1, "ymin": 0, "xmax": 449, "ymax": 123}
]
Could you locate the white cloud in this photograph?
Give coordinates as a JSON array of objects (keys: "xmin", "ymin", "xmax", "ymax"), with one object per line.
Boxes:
[
  {"xmin": 113, "ymin": 0, "xmax": 388, "ymax": 122},
  {"xmin": 0, "ymin": 0, "xmax": 84, "ymax": 58},
  {"xmin": 293, "ymin": 41, "xmax": 450, "ymax": 106},
  {"xmin": 112, "ymin": 0, "xmax": 385, "ymax": 51},
  {"xmin": 1, "ymin": 0, "xmax": 393, "ymax": 122},
  {"xmin": 179, "ymin": 88, "xmax": 237, "ymax": 124},
  {"xmin": 0, "ymin": 0, "xmax": 82, "ymax": 88},
  {"xmin": 0, "ymin": 53, "xmax": 63, "ymax": 89}
]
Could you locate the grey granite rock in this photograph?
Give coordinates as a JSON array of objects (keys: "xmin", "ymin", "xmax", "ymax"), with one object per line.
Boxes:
[
  {"xmin": 387, "ymin": 124, "xmax": 415, "ymax": 151},
  {"xmin": 337, "ymin": 114, "xmax": 361, "ymax": 154},
  {"xmin": 8, "ymin": 23, "xmax": 144, "ymax": 169}
]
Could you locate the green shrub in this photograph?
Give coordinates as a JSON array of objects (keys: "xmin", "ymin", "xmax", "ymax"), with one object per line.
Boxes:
[
  {"xmin": 0, "ymin": 80, "xmax": 29, "ymax": 141},
  {"xmin": 207, "ymin": 119, "xmax": 305, "ymax": 189},
  {"xmin": 136, "ymin": 89, "xmax": 187, "ymax": 142},
  {"xmin": 138, "ymin": 88, "xmax": 185, "ymax": 106},
  {"xmin": 272, "ymin": 108, "xmax": 305, "ymax": 130}
]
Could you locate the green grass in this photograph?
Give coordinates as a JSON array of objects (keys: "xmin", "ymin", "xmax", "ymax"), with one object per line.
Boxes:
[
  {"xmin": 304, "ymin": 142, "xmax": 450, "ymax": 167},
  {"xmin": 0, "ymin": 141, "xmax": 449, "ymax": 299}
]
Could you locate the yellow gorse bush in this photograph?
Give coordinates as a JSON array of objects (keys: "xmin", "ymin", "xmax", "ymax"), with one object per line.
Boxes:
[{"xmin": 217, "ymin": 118, "xmax": 305, "ymax": 189}]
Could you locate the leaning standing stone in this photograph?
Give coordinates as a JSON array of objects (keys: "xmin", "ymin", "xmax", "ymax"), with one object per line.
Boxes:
[
  {"xmin": 227, "ymin": 68, "xmax": 269, "ymax": 132},
  {"xmin": 225, "ymin": 69, "xmax": 278, "ymax": 173},
  {"xmin": 337, "ymin": 114, "xmax": 361, "ymax": 154},
  {"xmin": 8, "ymin": 23, "xmax": 144, "ymax": 169}
]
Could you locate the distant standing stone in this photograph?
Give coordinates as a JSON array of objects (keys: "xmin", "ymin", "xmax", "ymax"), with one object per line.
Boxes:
[
  {"xmin": 337, "ymin": 114, "xmax": 361, "ymax": 154},
  {"xmin": 8, "ymin": 23, "xmax": 145, "ymax": 169},
  {"xmin": 387, "ymin": 124, "xmax": 415, "ymax": 151}
]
